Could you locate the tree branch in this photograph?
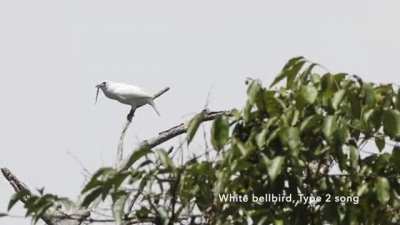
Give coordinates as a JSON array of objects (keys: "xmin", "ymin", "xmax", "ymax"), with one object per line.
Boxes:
[
  {"xmin": 1, "ymin": 168, "xmax": 29, "ymax": 194},
  {"xmin": 119, "ymin": 109, "xmax": 230, "ymax": 219},
  {"xmin": 1, "ymin": 168, "xmax": 89, "ymax": 225},
  {"xmin": 119, "ymin": 110, "xmax": 229, "ymax": 171},
  {"xmin": 2, "ymin": 108, "xmax": 229, "ymax": 225},
  {"xmin": 145, "ymin": 110, "xmax": 229, "ymax": 149}
]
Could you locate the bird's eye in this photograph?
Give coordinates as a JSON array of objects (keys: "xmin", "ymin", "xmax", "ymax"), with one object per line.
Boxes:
[{"xmin": 102, "ymin": 82, "xmax": 106, "ymax": 86}]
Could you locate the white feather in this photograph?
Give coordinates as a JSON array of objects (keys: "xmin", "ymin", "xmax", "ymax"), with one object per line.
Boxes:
[{"xmin": 98, "ymin": 81, "xmax": 160, "ymax": 115}]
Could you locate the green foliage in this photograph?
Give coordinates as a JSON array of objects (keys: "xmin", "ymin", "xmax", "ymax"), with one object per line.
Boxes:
[
  {"xmin": 80, "ymin": 167, "xmax": 130, "ymax": 208},
  {"xmin": 383, "ymin": 109, "xmax": 400, "ymax": 139},
  {"xmin": 263, "ymin": 155, "xmax": 285, "ymax": 182},
  {"xmin": 297, "ymin": 84, "xmax": 318, "ymax": 107},
  {"xmin": 156, "ymin": 149, "xmax": 176, "ymax": 171},
  {"xmin": 7, "ymin": 190, "xmax": 66, "ymax": 225},
  {"xmin": 186, "ymin": 111, "xmax": 206, "ymax": 144},
  {"xmin": 211, "ymin": 116, "xmax": 230, "ymax": 151},
  {"xmin": 375, "ymin": 177, "xmax": 390, "ymax": 204},
  {"xmin": 112, "ymin": 191, "xmax": 129, "ymax": 225},
  {"xmin": 7, "ymin": 57, "xmax": 400, "ymax": 225},
  {"xmin": 8, "ymin": 190, "xmax": 30, "ymax": 211},
  {"xmin": 122, "ymin": 146, "xmax": 151, "ymax": 170}
]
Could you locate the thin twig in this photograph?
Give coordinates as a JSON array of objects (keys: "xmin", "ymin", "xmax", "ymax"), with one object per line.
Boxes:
[
  {"xmin": 66, "ymin": 150, "xmax": 91, "ymax": 180},
  {"xmin": 117, "ymin": 87, "xmax": 171, "ymax": 165}
]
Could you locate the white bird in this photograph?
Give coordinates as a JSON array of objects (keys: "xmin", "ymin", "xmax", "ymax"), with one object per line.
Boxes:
[{"xmin": 95, "ymin": 81, "xmax": 160, "ymax": 121}]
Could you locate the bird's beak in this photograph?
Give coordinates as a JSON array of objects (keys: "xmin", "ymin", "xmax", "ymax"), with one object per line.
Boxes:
[{"xmin": 95, "ymin": 85, "xmax": 100, "ymax": 104}]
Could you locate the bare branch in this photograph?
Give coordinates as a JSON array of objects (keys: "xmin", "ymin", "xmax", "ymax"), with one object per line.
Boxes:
[
  {"xmin": 1, "ymin": 168, "xmax": 30, "ymax": 194},
  {"xmin": 145, "ymin": 110, "xmax": 229, "ymax": 149}
]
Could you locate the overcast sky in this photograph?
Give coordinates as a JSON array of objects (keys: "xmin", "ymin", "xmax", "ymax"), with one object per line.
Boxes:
[{"xmin": 1, "ymin": 1, "xmax": 399, "ymax": 224}]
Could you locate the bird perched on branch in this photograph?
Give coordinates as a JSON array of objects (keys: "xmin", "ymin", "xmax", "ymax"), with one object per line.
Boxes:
[{"xmin": 95, "ymin": 81, "xmax": 160, "ymax": 121}]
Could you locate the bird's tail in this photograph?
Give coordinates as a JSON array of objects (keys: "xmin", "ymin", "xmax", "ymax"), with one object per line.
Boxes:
[{"xmin": 148, "ymin": 99, "xmax": 160, "ymax": 116}]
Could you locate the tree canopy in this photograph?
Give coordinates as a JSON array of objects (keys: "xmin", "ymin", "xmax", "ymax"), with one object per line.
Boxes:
[{"xmin": 3, "ymin": 56, "xmax": 400, "ymax": 225}]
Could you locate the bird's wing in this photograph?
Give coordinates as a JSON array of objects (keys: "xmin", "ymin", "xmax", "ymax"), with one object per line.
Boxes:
[{"xmin": 114, "ymin": 84, "xmax": 153, "ymax": 100}]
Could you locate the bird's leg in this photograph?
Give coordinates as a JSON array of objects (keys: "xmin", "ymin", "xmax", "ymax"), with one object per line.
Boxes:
[{"xmin": 127, "ymin": 107, "xmax": 136, "ymax": 122}]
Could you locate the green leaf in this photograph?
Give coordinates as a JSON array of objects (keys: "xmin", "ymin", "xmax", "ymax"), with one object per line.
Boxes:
[
  {"xmin": 81, "ymin": 167, "xmax": 115, "ymax": 194},
  {"xmin": 211, "ymin": 116, "xmax": 230, "ymax": 151},
  {"xmin": 375, "ymin": 136, "xmax": 385, "ymax": 152},
  {"xmin": 286, "ymin": 60, "xmax": 306, "ymax": 89},
  {"xmin": 383, "ymin": 109, "xmax": 400, "ymax": 138},
  {"xmin": 300, "ymin": 115, "xmax": 322, "ymax": 132},
  {"xmin": 297, "ymin": 84, "xmax": 318, "ymax": 106},
  {"xmin": 391, "ymin": 146, "xmax": 400, "ymax": 171},
  {"xmin": 122, "ymin": 147, "xmax": 151, "ymax": 170},
  {"xmin": 186, "ymin": 112, "xmax": 205, "ymax": 144},
  {"xmin": 361, "ymin": 109, "xmax": 374, "ymax": 131},
  {"xmin": 334, "ymin": 127, "xmax": 349, "ymax": 146},
  {"xmin": 156, "ymin": 149, "xmax": 175, "ymax": 170},
  {"xmin": 363, "ymin": 83, "xmax": 376, "ymax": 107},
  {"xmin": 300, "ymin": 63, "xmax": 319, "ymax": 81},
  {"xmin": 357, "ymin": 183, "xmax": 369, "ymax": 196},
  {"xmin": 290, "ymin": 109, "xmax": 300, "ymax": 126},
  {"xmin": 274, "ymin": 219, "xmax": 284, "ymax": 225},
  {"xmin": 235, "ymin": 140, "xmax": 253, "ymax": 157},
  {"xmin": 263, "ymin": 91, "xmax": 284, "ymax": 116},
  {"xmin": 243, "ymin": 100, "xmax": 253, "ymax": 122},
  {"xmin": 112, "ymin": 191, "xmax": 129, "ymax": 225},
  {"xmin": 256, "ymin": 128, "xmax": 268, "ymax": 148},
  {"xmin": 8, "ymin": 190, "xmax": 29, "ymax": 211},
  {"xmin": 266, "ymin": 128, "xmax": 280, "ymax": 146},
  {"xmin": 375, "ymin": 177, "xmax": 390, "ymax": 204},
  {"xmin": 8, "ymin": 194, "xmax": 20, "ymax": 211},
  {"xmin": 370, "ymin": 108, "xmax": 383, "ymax": 130},
  {"xmin": 310, "ymin": 73, "xmax": 321, "ymax": 84},
  {"xmin": 279, "ymin": 127, "xmax": 300, "ymax": 154},
  {"xmin": 81, "ymin": 186, "xmax": 104, "ymax": 207},
  {"xmin": 247, "ymin": 80, "xmax": 262, "ymax": 105},
  {"xmin": 267, "ymin": 156, "xmax": 285, "ymax": 182},
  {"xmin": 32, "ymin": 202, "xmax": 53, "ymax": 224},
  {"xmin": 24, "ymin": 197, "xmax": 38, "ymax": 216},
  {"xmin": 374, "ymin": 153, "xmax": 391, "ymax": 172},
  {"xmin": 108, "ymin": 172, "xmax": 130, "ymax": 192},
  {"xmin": 331, "ymin": 89, "xmax": 346, "ymax": 110},
  {"xmin": 396, "ymin": 89, "xmax": 400, "ymax": 110},
  {"xmin": 349, "ymin": 145, "xmax": 359, "ymax": 168},
  {"xmin": 322, "ymin": 116, "xmax": 336, "ymax": 141},
  {"xmin": 349, "ymin": 92, "xmax": 362, "ymax": 119},
  {"xmin": 270, "ymin": 56, "xmax": 305, "ymax": 88}
]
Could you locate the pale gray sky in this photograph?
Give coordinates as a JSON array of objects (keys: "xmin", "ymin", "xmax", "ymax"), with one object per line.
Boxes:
[{"xmin": 1, "ymin": 1, "xmax": 399, "ymax": 224}]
